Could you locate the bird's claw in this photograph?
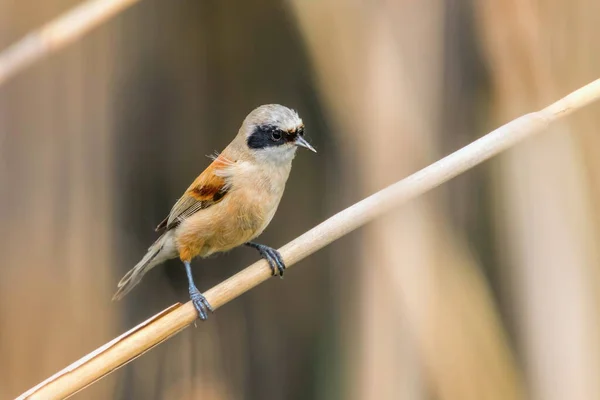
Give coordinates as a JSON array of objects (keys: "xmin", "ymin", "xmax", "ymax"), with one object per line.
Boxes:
[
  {"xmin": 246, "ymin": 242, "xmax": 286, "ymax": 278},
  {"xmin": 189, "ymin": 288, "xmax": 213, "ymax": 321},
  {"xmin": 259, "ymin": 246, "xmax": 286, "ymax": 278}
]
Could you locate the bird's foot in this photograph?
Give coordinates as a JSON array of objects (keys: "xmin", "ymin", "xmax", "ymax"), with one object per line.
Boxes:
[
  {"xmin": 246, "ymin": 242, "xmax": 286, "ymax": 278},
  {"xmin": 189, "ymin": 287, "xmax": 214, "ymax": 321}
]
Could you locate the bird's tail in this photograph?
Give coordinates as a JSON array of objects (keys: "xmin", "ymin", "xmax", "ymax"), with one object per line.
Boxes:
[{"xmin": 112, "ymin": 231, "xmax": 176, "ymax": 301}]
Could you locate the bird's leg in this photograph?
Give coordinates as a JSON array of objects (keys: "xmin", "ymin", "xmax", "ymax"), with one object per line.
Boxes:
[
  {"xmin": 245, "ymin": 242, "xmax": 286, "ymax": 278},
  {"xmin": 184, "ymin": 260, "xmax": 214, "ymax": 320}
]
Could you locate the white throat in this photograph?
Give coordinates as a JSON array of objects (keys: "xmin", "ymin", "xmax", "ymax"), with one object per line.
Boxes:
[{"xmin": 254, "ymin": 145, "xmax": 297, "ymax": 166}]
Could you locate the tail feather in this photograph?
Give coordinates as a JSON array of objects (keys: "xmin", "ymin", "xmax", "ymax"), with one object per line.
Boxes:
[{"xmin": 112, "ymin": 232, "xmax": 174, "ymax": 301}]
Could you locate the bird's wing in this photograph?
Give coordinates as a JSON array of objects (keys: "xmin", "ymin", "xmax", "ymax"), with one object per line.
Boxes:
[{"xmin": 156, "ymin": 154, "xmax": 234, "ymax": 232}]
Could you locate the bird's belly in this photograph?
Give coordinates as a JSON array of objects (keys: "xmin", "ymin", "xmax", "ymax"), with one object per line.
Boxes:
[
  {"xmin": 177, "ymin": 190, "xmax": 280, "ymax": 259},
  {"xmin": 201, "ymin": 217, "xmax": 260, "ymax": 256}
]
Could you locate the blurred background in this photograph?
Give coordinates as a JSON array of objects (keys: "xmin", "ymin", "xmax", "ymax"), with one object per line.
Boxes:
[{"xmin": 2, "ymin": 0, "xmax": 600, "ymax": 399}]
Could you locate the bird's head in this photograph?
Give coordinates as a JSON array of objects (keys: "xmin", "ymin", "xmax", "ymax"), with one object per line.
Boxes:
[{"xmin": 241, "ymin": 104, "xmax": 316, "ymax": 165}]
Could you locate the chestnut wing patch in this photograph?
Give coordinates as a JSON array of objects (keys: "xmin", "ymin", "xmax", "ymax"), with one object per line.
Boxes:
[{"xmin": 155, "ymin": 155, "xmax": 233, "ymax": 232}]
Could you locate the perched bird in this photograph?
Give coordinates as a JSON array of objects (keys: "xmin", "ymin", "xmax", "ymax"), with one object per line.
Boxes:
[{"xmin": 113, "ymin": 104, "xmax": 316, "ymax": 320}]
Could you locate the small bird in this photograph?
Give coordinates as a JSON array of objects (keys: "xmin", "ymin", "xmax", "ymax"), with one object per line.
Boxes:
[{"xmin": 113, "ymin": 104, "xmax": 316, "ymax": 320}]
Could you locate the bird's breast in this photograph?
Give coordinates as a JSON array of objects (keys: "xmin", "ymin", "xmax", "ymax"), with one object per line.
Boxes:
[
  {"xmin": 231, "ymin": 163, "xmax": 290, "ymax": 234},
  {"xmin": 180, "ymin": 161, "xmax": 291, "ymax": 257}
]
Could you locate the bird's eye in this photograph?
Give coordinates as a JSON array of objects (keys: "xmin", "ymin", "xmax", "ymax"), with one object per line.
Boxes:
[
  {"xmin": 297, "ymin": 127, "xmax": 305, "ymax": 136},
  {"xmin": 271, "ymin": 130, "xmax": 282, "ymax": 141}
]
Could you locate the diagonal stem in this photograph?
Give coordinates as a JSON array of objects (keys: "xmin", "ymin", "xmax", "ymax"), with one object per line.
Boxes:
[
  {"xmin": 16, "ymin": 78, "xmax": 600, "ymax": 400},
  {"xmin": 0, "ymin": 0, "xmax": 141, "ymax": 87}
]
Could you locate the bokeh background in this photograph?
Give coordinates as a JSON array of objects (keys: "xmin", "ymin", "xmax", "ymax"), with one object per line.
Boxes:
[{"xmin": 2, "ymin": 0, "xmax": 600, "ymax": 399}]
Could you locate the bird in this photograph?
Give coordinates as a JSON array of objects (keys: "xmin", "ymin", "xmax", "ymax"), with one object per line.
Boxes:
[{"xmin": 112, "ymin": 104, "xmax": 316, "ymax": 320}]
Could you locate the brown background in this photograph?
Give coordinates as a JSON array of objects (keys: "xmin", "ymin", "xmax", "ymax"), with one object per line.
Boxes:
[{"xmin": 1, "ymin": 1, "xmax": 600, "ymax": 399}]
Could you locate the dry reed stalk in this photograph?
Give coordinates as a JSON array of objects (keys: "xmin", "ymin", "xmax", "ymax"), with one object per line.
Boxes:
[
  {"xmin": 15, "ymin": 78, "xmax": 600, "ymax": 400},
  {"xmin": 476, "ymin": 1, "xmax": 600, "ymax": 399},
  {"xmin": 0, "ymin": 0, "xmax": 141, "ymax": 87}
]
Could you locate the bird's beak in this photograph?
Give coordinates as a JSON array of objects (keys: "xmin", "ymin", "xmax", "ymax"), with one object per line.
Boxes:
[{"xmin": 294, "ymin": 136, "xmax": 317, "ymax": 153}]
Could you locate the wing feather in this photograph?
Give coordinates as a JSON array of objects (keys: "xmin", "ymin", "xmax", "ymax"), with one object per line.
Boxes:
[{"xmin": 156, "ymin": 154, "xmax": 233, "ymax": 232}]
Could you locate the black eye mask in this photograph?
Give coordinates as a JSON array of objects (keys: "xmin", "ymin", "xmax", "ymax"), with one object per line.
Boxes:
[{"xmin": 247, "ymin": 124, "xmax": 302, "ymax": 149}]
